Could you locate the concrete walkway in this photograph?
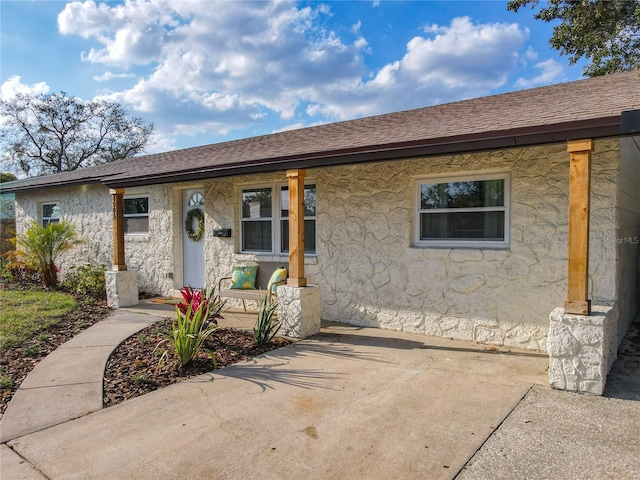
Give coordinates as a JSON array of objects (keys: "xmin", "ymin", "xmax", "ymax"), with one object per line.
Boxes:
[
  {"xmin": 0, "ymin": 303, "xmax": 261, "ymax": 444},
  {"xmin": 458, "ymin": 316, "xmax": 640, "ymax": 479},
  {"xmin": 0, "ymin": 304, "xmax": 638, "ymax": 479},
  {"xmin": 0, "ymin": 310, "xmax": 164, "ymax": 444}
]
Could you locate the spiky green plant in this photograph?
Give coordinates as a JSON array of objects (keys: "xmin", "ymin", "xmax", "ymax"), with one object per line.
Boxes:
[
  {"xmin": 253, "ymin": 296, "xmax": 280, "ymax": 347},
  {"xmin": 157, "ymin": 299, "xmax": 218, "ymax": 369},
  {"xmin": 16, "ymin": 221, "xmax": 81, "ymax": 288}
]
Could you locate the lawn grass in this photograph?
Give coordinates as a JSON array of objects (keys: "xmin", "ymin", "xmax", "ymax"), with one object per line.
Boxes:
[{"xmin": 0, "ymin": 289, "xmax": 77, "ymax": 349}]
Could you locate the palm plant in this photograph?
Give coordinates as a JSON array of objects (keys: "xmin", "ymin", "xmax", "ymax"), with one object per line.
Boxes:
[{"xmin": 16, "ymin": 221, "xmax": 81, "ymax": 288}]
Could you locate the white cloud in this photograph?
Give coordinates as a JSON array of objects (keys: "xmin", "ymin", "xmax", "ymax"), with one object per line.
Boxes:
[
  {"xmin": 93, "ymin": 71, "xmax": 136, "ymax": 82},
  {"xmin": 272, "ymin": 120, "xmax": 327, "ymax": 134},
  {"xmin": 68, "ymin": 0, "xmax": 367, "ymax": 136},
  {"xmin": 305, "ymin": 16, "xmax": 530, "ymax": 120},
  {"xmin": 145, "ymin": 132, "xmax": 177, "ymax": 155},
  {"xmin": 515, "ymin": 59, "xmax": 565, "ymax": 88},
  {"xmin": 0, "ymin": 76, "xmax": 49, "ymax": 100},
  {"xmin": 59, "ymin": 0, "xmax": 180, "ymax": 66},
  {"xmin": 525, "ymin": 46, "xmax": 538, "ymax": 61},
  {"xmin": 56, "ymin": 2, "xmax": 534, "ymax": 146}
]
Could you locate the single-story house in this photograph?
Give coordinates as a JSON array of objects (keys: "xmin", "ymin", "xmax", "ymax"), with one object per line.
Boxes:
[{"xmin": 2, "ymin": 71, "xmax": 639, "ymax": 394}]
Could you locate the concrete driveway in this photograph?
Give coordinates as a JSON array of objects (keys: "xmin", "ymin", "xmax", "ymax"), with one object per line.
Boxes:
[{"xmin": 3, "ymin": 322, "xmax": 548, "ymax": 480}]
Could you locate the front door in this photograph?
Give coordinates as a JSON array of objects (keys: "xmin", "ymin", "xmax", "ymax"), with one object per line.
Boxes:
[{"xmin": 182, "ymin": 189, "xmax": 205, "ymax": 288}]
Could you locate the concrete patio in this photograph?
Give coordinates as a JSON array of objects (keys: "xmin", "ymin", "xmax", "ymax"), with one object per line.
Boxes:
[{"xmin": 1, "ymin": 303, "xmax": 638, "ymax": 479}]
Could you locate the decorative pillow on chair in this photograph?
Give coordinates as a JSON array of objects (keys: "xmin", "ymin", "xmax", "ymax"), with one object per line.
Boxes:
[
  {"xmin": 267, "ymin": 267, "xmax": 287, "ymax": 294},
  {"xmin": 230, "ymin": 265, "xmax": 258, "ymax": 289}
]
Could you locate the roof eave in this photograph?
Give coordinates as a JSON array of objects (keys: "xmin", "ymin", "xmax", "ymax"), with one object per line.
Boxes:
[
  {"xmin": 1, "ymin": 176, "xmax": 110, "ymax": 194},
  {"xmin": 105, "ymin": 116, "xmax": 622, "ymax": 189}
]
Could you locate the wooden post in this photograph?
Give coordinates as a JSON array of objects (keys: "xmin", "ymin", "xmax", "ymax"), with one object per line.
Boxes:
[
  {"xmin": 287, "ymin": 169, "xmax": 307, "ymax": 287},
  {"xmin": 110, "ymin": 188, "xmax": 127, "ymax": 271},
  {"xmin": 565, "ymin": 139, "xmax": 593, "ymax": 315}
]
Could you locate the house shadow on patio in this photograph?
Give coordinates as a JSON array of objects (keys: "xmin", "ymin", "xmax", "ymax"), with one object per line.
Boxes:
[
  {"xmin": 604, "ymin": 314, "xmax": 640, "ymax": 401},
  {"xmin": 186, "ymin": 319, "xmax": 550, "ymax": 394}
]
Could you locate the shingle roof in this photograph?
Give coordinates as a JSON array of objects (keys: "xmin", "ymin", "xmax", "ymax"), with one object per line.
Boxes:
[{"xmin": 2, "ymin": 70, "xmax": 639, "ymax": 193}]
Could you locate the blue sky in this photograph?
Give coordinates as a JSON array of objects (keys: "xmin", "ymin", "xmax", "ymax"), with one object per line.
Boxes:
[{"xmin": 1, "ymin": 0, "xmax": 587, "ymax": 154}]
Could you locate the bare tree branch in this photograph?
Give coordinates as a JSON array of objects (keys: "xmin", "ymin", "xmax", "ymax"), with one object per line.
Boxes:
[{"xmin": 0, "ymin": 92, "xmax": 154, "ymax": 177}]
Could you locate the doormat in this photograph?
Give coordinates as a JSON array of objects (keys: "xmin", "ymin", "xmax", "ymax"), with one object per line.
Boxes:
[{"xmin": 149, "ymin": 297, "xmax": 182, "ymax": 305}]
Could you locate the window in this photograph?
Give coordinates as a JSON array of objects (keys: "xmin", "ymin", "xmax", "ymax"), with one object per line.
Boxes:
[
  {"xmin": 189, "ymin": 192, "xmax": 204, "ymax": 207},
  {"xmin": 240, "ymin": 183, "xmax": 316, "ymax": 254},
  {"xmin": 123, "ymin": 196, "xmax": 149, "ymax": 234},
  {"xmin": 41, "ymin": 203, "xmax": 60, "ymax": 227},
  {"xmin": 415, "ymin": 173, "xmax": 509, "ymax": 248}
]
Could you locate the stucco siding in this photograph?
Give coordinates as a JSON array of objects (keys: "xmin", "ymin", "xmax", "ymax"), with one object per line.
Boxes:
[
  {"xmin": 12, "ymin": 140, "xmax": 621, "ymax": 352},
  {"xmin": 15, "ymin": 184, "xmax": 175, "ymax": 294},
  {"xmin": 15, "ymin": 184, "xmax": 113, "ymax": 274},
  {"xmin": 312, "ymin": 145, "xmax": 558, "ymax": 351},
  {"xmin": 198, "ymin": 141, "xmax": 616, "ymax": 352},
  {"xmin": 615, "ymin": 136, "xmax": 640, "ymax": 342},
  {"xmin": 124, "ymin": 185, "xmax": 175, "ymax": 294},
  {"xmin": 313, "ymin": 141, "xmax": 617, "ymax": 351}
]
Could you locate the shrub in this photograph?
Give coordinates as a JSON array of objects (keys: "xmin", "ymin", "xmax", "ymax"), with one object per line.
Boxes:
[
  {"xmin": 0, "ymin": 255, "xmax": 10, "ymax": 282},
  {"xmin": 1, "ymin": 250, "xmax": 40, "ymax": 284},
  {"xmin": 16, "ymin": 221, "xmax": 81, "ymax": 288},
  {"xmin": 62, "ymin": 263, "xmax": 106, "ymax": 298},
  {"xmin": 253, "ymin": 296, "xmax": 280, "ymax": 347}
]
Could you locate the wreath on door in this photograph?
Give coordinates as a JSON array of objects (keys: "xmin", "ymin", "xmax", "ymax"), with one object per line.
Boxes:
[{"xmin": 185, "ymin": 208, "xmax": 205, "ymax": 242}]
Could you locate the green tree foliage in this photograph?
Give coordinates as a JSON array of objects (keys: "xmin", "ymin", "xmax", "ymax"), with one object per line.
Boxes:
[
  {"xmin": 0, "ymin": 92, "xmax": 154, "ymax": 177},
  {"xmin": 16, "ymin": 221, "xmax": 81, "ymax": 288},
  {"xmin": 0, "ymin": 173, "xmax": 17, "ymax": 219},
  {"xmin": 508, "ymin": 0, "xmax": 640, "ymax": 76},
  {"xmin": 0, "ymin": 173, "xmax": 17, "ymax": 183}
]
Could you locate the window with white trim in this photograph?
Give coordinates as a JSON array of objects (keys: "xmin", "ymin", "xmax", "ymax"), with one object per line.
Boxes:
[
  {"xmin": 240, "ymin": 183, "xmax": 316, "ymax": 254},
  {"xmin": 123, "ymin": 196, "xmax": 149, "ymax": 234},
  {"xmin": 415, "ymin": 173, "xmax": 509, "ymax": 248},
  {"xmin": 41, "ymin": 203, "xmax": 60, "ymax": 227}
]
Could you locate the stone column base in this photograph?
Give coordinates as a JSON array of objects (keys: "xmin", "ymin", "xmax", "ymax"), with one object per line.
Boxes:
[
  {"xmin": 548, "ymin": 305, "xmax": 616, "ymax": 395},
  {"xmin": 277, "ymin": 285, "xmax": 321, "ymax": 338},
  {"xmin": 105, "ymin": 270, "xmax": 139, "ymax": 308}
]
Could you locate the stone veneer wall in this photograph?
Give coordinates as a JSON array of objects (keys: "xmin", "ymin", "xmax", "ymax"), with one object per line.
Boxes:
[
  {"xmin": 548, "ymin": 305, "xmax": 615, "ymax": 395},
  {"xmin": 547, "ymin": 137, "xmax": 638, "ymax": 394},
  {"xmin": 15, "ymin": 184, "xmax": 175, "ymax": 295},
  {"xmin": 13, "ymin": 139, "xmax": 622, "ymax": 352},
  {"xmin": 200, "ymin": 141, "xmax": 618, "ymax": 352}
]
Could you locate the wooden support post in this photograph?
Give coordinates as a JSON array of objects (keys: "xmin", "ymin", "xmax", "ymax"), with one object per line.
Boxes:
[
  {"xmin": 110, "ymin": 188, "xmax": 127, "ymax": 271},
  {"xmin": 565, "ymin": 139, "xmax": 593, "ymax": 315},
  {"xmin": 287, "ymin": 169, "xmax": 307, "ymax": 287}
]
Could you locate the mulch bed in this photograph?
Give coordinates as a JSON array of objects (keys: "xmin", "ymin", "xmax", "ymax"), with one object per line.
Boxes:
[
  {"xmin": 103, "ymin": 319, "xmax": 290, "ymax": 407},
  {"xmin": 0, "ymin": 283, "xmax": 291, "ymax": 415}
]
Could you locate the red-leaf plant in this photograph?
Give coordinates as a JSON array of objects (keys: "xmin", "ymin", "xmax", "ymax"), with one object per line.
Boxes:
[{"xmin": 177, "ymin": 286, "xmax": 226, "ymax": 326}]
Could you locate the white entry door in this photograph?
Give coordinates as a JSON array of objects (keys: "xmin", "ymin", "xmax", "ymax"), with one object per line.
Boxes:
[{"xmin": 182, "ymin": 189, "xmax": 205, "ymax": 288}]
